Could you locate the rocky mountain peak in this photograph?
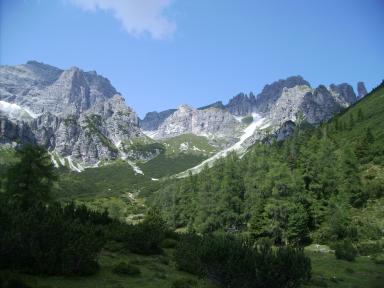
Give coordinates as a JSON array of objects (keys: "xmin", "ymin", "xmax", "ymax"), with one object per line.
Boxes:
[
  {"xmin": 357, "ymin": 82, "xmax": 368, "ymax": 99},
  {"xmin": 329, "ymin": 83, "xmax": 356, "ymax": 104},
  {"xmin": 0, "ymin": 62, "xmax": 144, "ymax": 166}
]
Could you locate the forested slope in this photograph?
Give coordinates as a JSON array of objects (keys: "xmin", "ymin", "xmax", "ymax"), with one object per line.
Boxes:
[{"xmin": 150, "ymin": 82, "xmax": 384, "ymax": 248}]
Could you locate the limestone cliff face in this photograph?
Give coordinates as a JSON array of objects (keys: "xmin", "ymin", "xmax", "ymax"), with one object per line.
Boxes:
[
  {"xmin": 0, "ymin": 61, "xmax": 144, "ymax": 165},
  {"xmin": 139, "ymin": 109, "xmax": 177, "ymax": 131},
  {"xmin": 153, "ymin": 105, "xmax": 243, "ymax": 140}
]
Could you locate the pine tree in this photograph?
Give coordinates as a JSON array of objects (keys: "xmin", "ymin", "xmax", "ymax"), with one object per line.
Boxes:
[
  {"xmin": 341, "ymin": 147, "xmax": 366, "ymax": 207},
  {"xmin": 5, "ymin": 144, "xmax": 57, "ymax": 209}
]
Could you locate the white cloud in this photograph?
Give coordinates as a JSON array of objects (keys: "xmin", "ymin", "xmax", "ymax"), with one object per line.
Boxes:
[{"xmin": 69, "ymin": 0, "xmax": 176, "ymax": 39}]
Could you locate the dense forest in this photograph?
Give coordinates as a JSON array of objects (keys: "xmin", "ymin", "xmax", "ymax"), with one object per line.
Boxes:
[{"xmin": 150, "ymin": 82, "xmax": 384, "ymax": 251}]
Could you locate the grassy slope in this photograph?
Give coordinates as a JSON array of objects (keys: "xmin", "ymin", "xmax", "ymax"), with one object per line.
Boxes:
[
  {"xmin": 305, "ymin": 251, "xmax": 384, "ymax": 288},
  {"xmin": 16, "ymin": 248, "xmax": 384, "ymax": 288},
  {"xmin": 138, "ymin": 133, "xmax": 218, "ymax": 178},
  {"xmin": 326, "ymin": 85, "xmax": 384, "ymax": 145}
]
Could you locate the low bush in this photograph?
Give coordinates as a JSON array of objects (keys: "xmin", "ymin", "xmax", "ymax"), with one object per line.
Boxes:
[
  {"xmin": 161, "ymin": 238, "xmax": 178, "ymax": 249},
  {"xmin": 171, "ymin": 278, "xmax": 198, "ymax": 288},
  {"xmin": 0, "ymin": 271, "xmax": 31, "ymax": 288},
  {"xmin": 334, "ymin": 241, "xmax": 358, "ymax": 261},
  {"xmin": 241, "ymin": 115, "xmax": 253, "ymax": 125},
  {"xmin": 175, "ymin": 233, "xmax": 311, "ymax": 288},
  {"xmin": 0, "ymin": 203, "xmax": 105, "ymax": 275},
  {"xmin": 112, "ymin": 262, "xmax": 141, "ymax": 276},
  {"xmin": 372, "ymin": 254, "xmax": 384, "ymax": 265}
]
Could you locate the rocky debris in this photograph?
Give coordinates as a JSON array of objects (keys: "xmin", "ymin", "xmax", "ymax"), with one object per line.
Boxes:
[
  {"xmin": 139, "ymin": 108, "xmax": 177, "ymax": 131},
  {"xmin": 357, "ymin": 82, "xmax": 368, "ymax": 99}
]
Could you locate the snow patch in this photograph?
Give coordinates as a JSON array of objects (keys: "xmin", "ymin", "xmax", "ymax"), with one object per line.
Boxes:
[
  {"xmin": 127, "ymin": 160, "xmax": 144, "ymax": 175},
  {"xmin": 143, "ymin": 130, "xmax": 157, "ymax": 138},
  {"xmin": 0, "ymin": 100, "xmax": 39, "ymax": 121}
]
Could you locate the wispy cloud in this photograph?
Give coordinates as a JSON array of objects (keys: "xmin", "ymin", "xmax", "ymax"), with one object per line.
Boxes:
[{"xmin": 69, "ymin": 0, "xmax": 176, "ymax": 39}]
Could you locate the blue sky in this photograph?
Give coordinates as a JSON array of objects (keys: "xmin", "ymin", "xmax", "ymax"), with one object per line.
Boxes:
[{"xmin": 1, "ymin": 0, "xmax": 383, "ymax": 117}]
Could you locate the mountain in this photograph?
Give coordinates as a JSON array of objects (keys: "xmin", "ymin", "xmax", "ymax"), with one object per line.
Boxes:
[
  {"xmin": 357, "ymin": 81, "xmax": 368, "ymax": 99},
  {"xmin": 151, "ymin": 105, "xmax": 243, "ymax": 144},
  {"xmin": 139, "ymin": 109, "xmax": 177, "ymax": 131},
  {"xmin": 0, "ymin": 61, "xmax": 145, "ymax": 167},
  {"xmin": 0, "ymin": 61, "xmax": 368, "ymax": 174}
]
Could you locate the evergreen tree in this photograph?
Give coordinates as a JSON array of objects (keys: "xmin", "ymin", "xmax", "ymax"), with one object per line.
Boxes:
[
  {"xmin": 5, "ymin": 144, "xmax": 57, "ymax": 209},
  {"xmin": 341, "ymin": 147, "xmax": 366, "ymax": 207}
]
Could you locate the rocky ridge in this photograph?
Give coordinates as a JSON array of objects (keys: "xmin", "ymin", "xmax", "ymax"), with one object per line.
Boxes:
[{"xmin": 0, "ymin": 61, "xmax": 145, "ymax": 166}]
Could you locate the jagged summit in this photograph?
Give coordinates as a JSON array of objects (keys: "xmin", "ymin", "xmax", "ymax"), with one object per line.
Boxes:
[{"xmin": 0, "ymin": 61, "xmax": 144, "ymax": 166}]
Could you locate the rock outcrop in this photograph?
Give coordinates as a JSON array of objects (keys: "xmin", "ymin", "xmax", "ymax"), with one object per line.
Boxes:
[
  {"xmin": 357, "ymin": 82, "xmax": 368, "ymax": 99},
  {"xmin": 225, "ymin": 93, "xmax": 256, "ymax": 116},
  {"xmin": 139, "ymin": 109, "xmax": 177, "ymax": 131},
  {"xmin": 153, "ymin": 105, "xmax": 243, "ymax": 141}
]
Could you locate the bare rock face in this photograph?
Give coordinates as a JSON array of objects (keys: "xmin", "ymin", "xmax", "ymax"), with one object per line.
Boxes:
[
  {"xmin": 153, "ymin": 105, "xmax": 242, "ymax": 140},
  {"xmin": 357, "ymin": 82, "xmax": 368, "ymax": 99},
  {"xmin": 0, "ymin": 61, "xmax": 118, "ymax": 117},
  {"xmin": 226, "ymin": 93, "xmax": 256, "ymax": 116},
  {"xmin": 139, "ymin": 109, "xmax": 177, "ymax": 131},
  {"xmin": 254, "ymin": 76, "xmax": 311, "ymax": 114},
  {"xmin": 0, "ymin": 61, "xmax": 144, "ymax": 165},
  {"xmin": 0, "ymin": 117, "xmax": 35, "ymax": 145},
  {"xmin": 329, "ymin": 83, "xmax": 357, "ymax": 105}
]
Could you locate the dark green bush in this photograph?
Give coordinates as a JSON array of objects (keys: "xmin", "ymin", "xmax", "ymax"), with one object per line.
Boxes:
[
  {"xmin": 171, "ymin": 278, "xmax": 198, "ymax": 288},
  {"xmin": 372, "ymin": 254, "xmax": 384, "ymax": 265},
  {"xmin": 0, "ymin": 203, "xmax": 105, "ymax": 275},
  {"xmin": 112, "ymin": 262, "xmax": 141, "ymax": 276},
  {"xmin": 161, "ymin": 238, "xmax": 178, "ymax": 248},
  {"xmin": 241, "ymin": 115, "xmax": 253, "ymax": 125},
  {"xmin": 175, "ymin": 233, "xmax": 311, "ymax": 288},
  {"xmin": 0, "ymin": 271, "xmax": 31, "ymax": 288},
  {"xmin": 334, "ymin": 241, "xmax": 358, "ymax": 261}
]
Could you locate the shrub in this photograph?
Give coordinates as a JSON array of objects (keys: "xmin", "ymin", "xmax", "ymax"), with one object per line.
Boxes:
[
  {"xmin": 112, "ymin": 262, "xmax": 141, "ymax": 276},
  {"xmin": 0, "ymin": 271, "xmax": 31, "ymax": 288},
  {"xmin": 161, "ymin": 238, "xmax": 178, "ymax": 249},
  {"xmin": 175, "ymin": 233, "xmax": 311, "ymax": 288},
  {"xmin": 372, "ymin": 254, "xmax": 384, "ymax": 265},
  {"xmin": 171, "ymin": 278, "xmax": 198, "ymax": 288},
  {"xmin": 241, "ymin": 115, "xmax": 253, "ymax": 125},
  {"xmin": 0, "ymin": 203, "xmax": 105, "ymax": 275},
  {"xmin": 334, "ymin": 241, "xmax": 358, "ymax": 261}
]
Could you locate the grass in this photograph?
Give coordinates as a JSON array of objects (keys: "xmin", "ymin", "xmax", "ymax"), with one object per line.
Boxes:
[
  {"xmin": 20, "ymin": 249, "xmax": 214, "ymax": 288},
  {"xmin": 161, "ymin": 133, "xmax": 218, "ymax": 156},
  {"xmin": 6, "ymin": 248, "xmax": 383, "ymax": 288},
  {"xmin": 305, "ymin": 251, "xmax": 384, "ymax": 288},
  {"xmin": 139, "ymin": 153, "xmax": 207, "ymax": 179},
  {"xmin": 327, "ymin": 85, "xmax": 384, "ymax": 146}
]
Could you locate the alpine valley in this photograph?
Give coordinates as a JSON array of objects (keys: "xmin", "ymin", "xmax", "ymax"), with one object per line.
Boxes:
[{"xmin": 1, "ymin": 61, "xmax": 384, "ymax": 288}]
